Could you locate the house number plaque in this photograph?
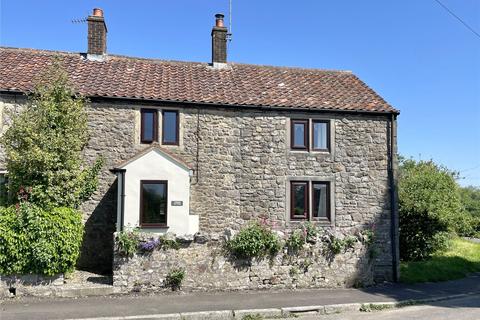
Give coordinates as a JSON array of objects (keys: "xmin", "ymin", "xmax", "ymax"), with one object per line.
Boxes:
[{"xmin": 171, "ymin": 201, "xmax": 183, "ymax": 206}]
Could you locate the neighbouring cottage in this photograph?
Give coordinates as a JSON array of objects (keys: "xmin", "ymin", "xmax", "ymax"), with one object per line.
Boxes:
[{"xmin": 0, "ymin": 9, "xmax": 400, "ymax": 291}]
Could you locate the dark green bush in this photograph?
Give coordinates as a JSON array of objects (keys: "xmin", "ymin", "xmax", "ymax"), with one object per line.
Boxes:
[
  {"xmin": 226, "ymin": 222, "xmax": 281, "ymax": 259},
  {"xmin": 0, "ymin": 206, "xmax": 27, "ymax": 274},
  {"xmin": 0, "ymin": 203, "xmax": 83, "ymax": 276}
]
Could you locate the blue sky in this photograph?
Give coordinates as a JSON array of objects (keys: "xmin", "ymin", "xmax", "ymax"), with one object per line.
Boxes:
[{"xmin": 1, "ymin": 0, "xmax": 479, "ymax": 186}]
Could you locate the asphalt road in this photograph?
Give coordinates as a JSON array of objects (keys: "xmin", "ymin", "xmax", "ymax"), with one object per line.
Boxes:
[
  {"xmin": 1, "ymin": 274, "xmax": 479, "ymax": 320},
  {"xmin": 298, "ymin": 295, "xmax": 480, "ymax": 320}
]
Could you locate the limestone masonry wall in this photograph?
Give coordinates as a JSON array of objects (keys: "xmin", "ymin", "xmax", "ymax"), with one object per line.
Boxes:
[
  {"xmin": 0, "ymin": 94, "xmax": 394, "ymax": 283},
  {"xmin": 113, "ymin": 231, "xmax": 375, "ymax": 293}
]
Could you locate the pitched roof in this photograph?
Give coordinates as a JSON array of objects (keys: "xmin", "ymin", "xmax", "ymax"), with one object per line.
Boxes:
[
  {"xmin": 0, "ymin": 47, "xmax": 398, "ymax": 114},
  {"xmin": 113, "ymin": 144, "xmax": 192, "ymax": 171}
]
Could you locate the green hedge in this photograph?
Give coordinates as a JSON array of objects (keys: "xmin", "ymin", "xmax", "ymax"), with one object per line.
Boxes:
[{"xmin": 0, "ymin": 203, "xmax": 84, "ymax": 276}]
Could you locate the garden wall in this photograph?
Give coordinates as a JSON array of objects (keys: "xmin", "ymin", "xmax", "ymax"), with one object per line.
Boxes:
[{"xmin": 113, "ymin": 230, "xmax": 376, "ymax": 293}]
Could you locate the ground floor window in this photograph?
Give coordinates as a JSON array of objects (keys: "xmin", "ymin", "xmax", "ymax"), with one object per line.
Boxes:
[
  {"xmin": 290, "ymin": 180, "xmax": 331, "ymax": 221},
  {"xmin": 0, "ymin": 172, "xmax": 7, "ymax": 204},
  {"xmin": 140, "ymin": 180, "xmax": 168, "ymax": 227}
]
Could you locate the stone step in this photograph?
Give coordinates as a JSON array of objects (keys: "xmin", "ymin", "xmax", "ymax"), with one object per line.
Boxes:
[
  {"xmin": 2, "ymin": 285, "xmax": 115, "ymax": 299},
  {"xmin": 54, "ymin": 285, "xmax": 116, "ymax": 298}
]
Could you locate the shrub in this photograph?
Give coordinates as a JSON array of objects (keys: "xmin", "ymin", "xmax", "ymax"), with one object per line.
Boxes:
[
  {"xmin": 328, "ymin": 235, "xmax": 357, "ymax": 255},
  {"xmin": 360, "ymin": 229, "xmax": 376, "ymax": 246},
  {"xmin": 285, "ymin": 229, "xmax": 306, "ymax": 253},
  {"xmin": 226, "ymin": 222, "xmax": 281, "ymax": 259},
  {"xmin": 302, "ymin": 222, "xmax": 318, "ymax": 243},
  {"xmin": 0, "ymin": 203, "xmax": 83, "ymax": 276},
  {"xmin": 165, "ymin": 268, "xmax": 185, "ymax": 291},
  {"xmin": 399, "ymin": 159, "xmax": 465, "ymax": 261},
  {"xmin": 0, "ymin": 206, "xmax": 28, "ymax": 274},
  {"xmin": 158, "ymin": 236, "xmax": 180, "ymax": 250},
  {"xmin": 0, "ymin": 67, "xmax": 103, "ymax": 209},
  {"xmin": 116, "ymin": 230, "xmax": 140, "ymax": 257}
]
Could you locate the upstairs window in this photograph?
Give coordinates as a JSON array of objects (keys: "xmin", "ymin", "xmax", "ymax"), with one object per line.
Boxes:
[
  {"xmin": 312, "ymin": 120, "xmax": 330, "ymax": 151},
  {"xmin": 141, "ymin": 109, "xmax": 158, "ymax": 143},
  {"xmin": 291, "ymin": 120, "xmax": 309, "ymax": 150},
  {"xmin": 140, "ymin": 180, "xmax": 168, "ymax": 227},
  {"xmin": 162, "ymin": 110, "xmax": 179, "ymax": 145},
  {"xmin": 290, "ymin": 119, "xmax": 331, "ymax": 152}
]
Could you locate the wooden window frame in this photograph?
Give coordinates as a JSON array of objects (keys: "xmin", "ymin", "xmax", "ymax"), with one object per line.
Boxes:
[
  {"xmin": 312, "ymin": 120, "xmax": 331, "ymax": 152},
  {"xmin": 162, "ymin": 110, "xmax": 180, "ymax": 146},
  {"xmin": 311, "ymin": 181, "xmax": 331, "ymax": 221},
  {"xmin": 290, "ymin": 181, "xmax": 309, "ymax": 220},
  {"xmin": 139, "ymin": 180, "xmax": 168, "ymax": 228},
  {"xmin": 140, "ymin": 109, "xmax": 158, "ymax": 143},
  {"xmin": 291, "ymin": 119, "xmax": 309, "ymax": 151}
]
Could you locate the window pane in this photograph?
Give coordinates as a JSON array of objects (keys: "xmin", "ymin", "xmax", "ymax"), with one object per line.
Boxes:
[
  {"xmin": 0, "ymin": 174, "xmax": 7, "ymax": 202},
  {"xmin": 142, "ymin": 182, "xmax": 167, "ymax": 225},
  {"xmin": 313, "ymin": 122, "xmax": 328, "ymax": 150},
  {"xmin": 293, "ymin": 123, "xmax": 305, "ymax": 147},
  {"xmin": 163, "ymin": 111, "xmax": 178, "ymax": 144},
  {"xmin": 292, "ymin": 182, "xmax": 307, "ymax": 218},
  {"xmin": 141, "ymin": 110, "xmax": 155, "ymax": 142},
  {"xmin": 313, "ymin": 183, "xmax": 328, "ymax": 218}
]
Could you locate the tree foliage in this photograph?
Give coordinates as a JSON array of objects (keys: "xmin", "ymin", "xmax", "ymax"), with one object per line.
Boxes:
[
  {"xmin": 459, "ymin": 186, "xmax": 480, "ymax": 218},
  {"xmin": 459, "ymin": 186, "xmax": 480, "ymax": 236},
  {"xmin": 0, "ymin": 67, "xmax": 103, "ymax": 208},
  {"xmin": 398, "ymin": 159, "xmax": 471, "ymax": 261}
]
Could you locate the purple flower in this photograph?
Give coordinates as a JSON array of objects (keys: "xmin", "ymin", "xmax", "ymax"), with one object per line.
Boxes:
[{"xmin": 139, "ymin": 239, "xmax": 159, "ymax": 252}]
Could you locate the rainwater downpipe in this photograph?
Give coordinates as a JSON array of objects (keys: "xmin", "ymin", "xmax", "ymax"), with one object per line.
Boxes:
[{"xmin": 388, "ymin": 113, "xmax": 399, "ymax": 282}]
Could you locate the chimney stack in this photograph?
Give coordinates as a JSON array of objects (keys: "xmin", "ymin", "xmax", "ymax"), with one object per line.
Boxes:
[
  {"xmin": 87, "ymin": 8, "xmax": 107, "ymax": 56},
  {"xmin": 211, "ymin": 13, "xmax": 228, "ymax": 65}
]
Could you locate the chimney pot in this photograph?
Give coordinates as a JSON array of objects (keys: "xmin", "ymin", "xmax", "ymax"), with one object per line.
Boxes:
[
  {"xmin": 215, "ymin": 14, "xmax": 225, "ymax": 27},
  {"xmin": 92, "ymin": 8, "xmax": 104, "ymax": 17}
]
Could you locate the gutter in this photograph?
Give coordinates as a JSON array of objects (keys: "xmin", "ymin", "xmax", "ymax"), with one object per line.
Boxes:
[{"xmin": 0, "ymin": 90, "xmax": 400, "ymax": 116}]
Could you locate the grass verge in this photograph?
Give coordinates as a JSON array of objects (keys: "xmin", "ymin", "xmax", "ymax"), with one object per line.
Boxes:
[{"xmin": 400, "ymin": 238, "xmax": 480, "ymax": 283}]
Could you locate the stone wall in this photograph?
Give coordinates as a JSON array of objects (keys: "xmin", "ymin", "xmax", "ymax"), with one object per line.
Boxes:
[
  {"xmin": 0, "ymin": 274, "xmax": 64, "ymax": 298},
  {"xmin": 0, "ymin": 94, "xmax": 395, "ymax": 280},
  {"xmin": 113, "ymin": 231, "xmax": 375, "ymax": 293}
]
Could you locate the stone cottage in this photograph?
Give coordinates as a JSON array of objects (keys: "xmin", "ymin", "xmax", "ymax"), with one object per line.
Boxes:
[{"xmin": 0, "ymin": 9, "xmax": 399, "ymax": 289}]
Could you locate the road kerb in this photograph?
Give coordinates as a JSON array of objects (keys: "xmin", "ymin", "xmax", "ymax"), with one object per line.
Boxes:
[
  {"xmin": 63, "ymin": 292, "xmax": 480, "ymax": 320},
  {"xmin": 180, "ymin": 310, "xmax": 233, "ymax": 320},
  {"xmin": 234, "ymin": 308, "xmax": 283, "ymax": 318}
]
